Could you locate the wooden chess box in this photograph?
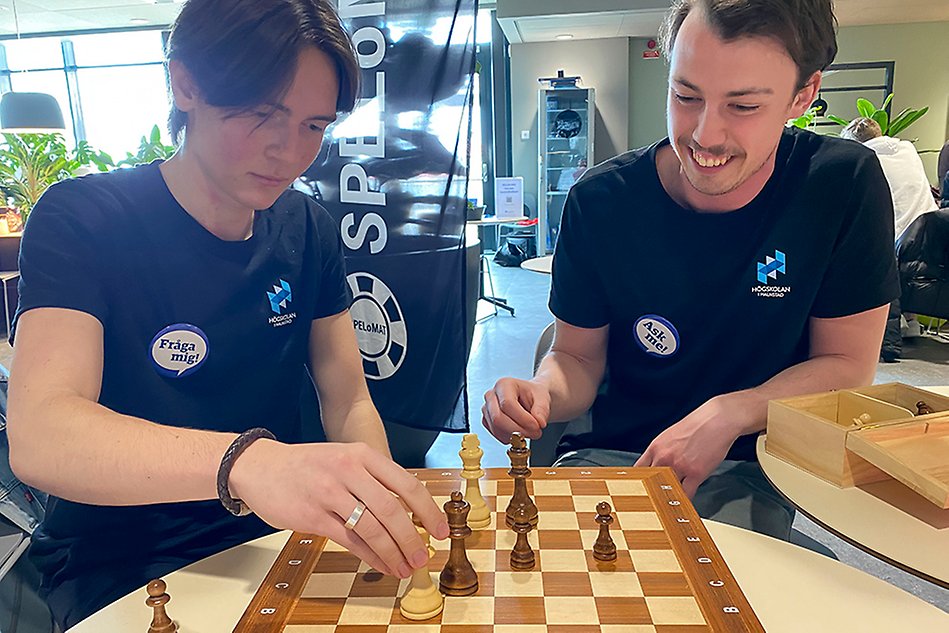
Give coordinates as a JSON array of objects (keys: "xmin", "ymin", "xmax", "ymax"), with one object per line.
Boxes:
[{"xmin": 766, "ymin": 382, "xmax": 949, "ymax": 507}]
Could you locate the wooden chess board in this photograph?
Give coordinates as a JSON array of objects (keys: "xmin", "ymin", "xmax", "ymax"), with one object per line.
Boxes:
[{"xmin": 233, "ymin": 467, "xmax": 764, "ymax": 632}]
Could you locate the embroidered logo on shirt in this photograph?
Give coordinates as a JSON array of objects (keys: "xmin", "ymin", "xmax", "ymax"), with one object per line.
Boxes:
[
  {"xmin": 348, "ymin": 272, "xmax": 407, "ymax": 380},
  {"xmin": 267, "ymin": 279, "xmax": 298, "ymax": 328},
  {"xmin": 150, "ymin": 324, "xmax": 209, "ymax": 378},
  {"xmin": 634, "ymin": 315, "xmax": 679, "ymax": 358},
  {"xmin": 268, "ymin": 279, "xmax": 293, "ymax": 314},
  {"xmin": 752, "ymin": 249, "xmax": 792, "ymax": 299}
]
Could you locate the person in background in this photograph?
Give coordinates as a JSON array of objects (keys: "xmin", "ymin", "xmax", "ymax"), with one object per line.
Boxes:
[
  {"xmin": 6, "ymin": 0, "xmax": 447, "ymax": 628},
  {"xmin": 840, "ymin": 117, "xmax": 937, "ymax": 239},
  {"xmin": 482, "ymin": 0, "xmax": 898, "ymax": 541}
]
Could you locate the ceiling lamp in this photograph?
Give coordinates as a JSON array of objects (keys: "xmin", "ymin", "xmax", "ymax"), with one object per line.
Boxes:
[{"xmin": 0, "ymin": 92, "xmax": 66, "ymax": 133}]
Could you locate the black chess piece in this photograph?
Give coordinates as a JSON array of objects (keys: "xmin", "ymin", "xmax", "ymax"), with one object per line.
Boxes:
[
  {"xmin": 439, "ymin": 491, "xmax": 479, "ymax": 596},
  {"xmin": 593, "ymin": 501, "xmax": 617, "ymax": 562},
  {"xmin": 505, "ymin": 432, "xmax": 538, "ymax": 528},
  {"xmin": 510, "ymin": 505, "xmax": 536, "ymax": 570}
]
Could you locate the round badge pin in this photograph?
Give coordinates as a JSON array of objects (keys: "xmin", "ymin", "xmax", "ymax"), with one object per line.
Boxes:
[
  {"xmin": 634, "ymin": 315, "xmax": 679, "ymax": 358},
  {"xmin": 149, "ymin": 323, "xmax": 209, "ymax": 378}
]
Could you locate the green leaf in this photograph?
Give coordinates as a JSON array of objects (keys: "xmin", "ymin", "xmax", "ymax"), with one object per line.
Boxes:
[
  {"xmin": 150, "ymin": 124, "xmax": 161, "ymax": 144},
  {"xmin": 856, "ymin": 98, "xmax": 875, "ymax": 118},
  {"xmin": 888, "ymin": 107, "xmax": 928, "ymax": 137},
  {"xmin": 871, "ymin": 109, "xmax": 889, "ymax": 134},
  {"xmin": 881, "ymin": 93, "xmax": 893, "ymax": 112},
  {"xmin": 826, "ymin": 114, "xmax": 850, "ymax": 127}
]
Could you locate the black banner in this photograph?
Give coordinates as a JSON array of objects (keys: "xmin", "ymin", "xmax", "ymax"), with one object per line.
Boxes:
[{"xmin": 302, "ymin": 0, "xmax": 477, "ymax": 431}]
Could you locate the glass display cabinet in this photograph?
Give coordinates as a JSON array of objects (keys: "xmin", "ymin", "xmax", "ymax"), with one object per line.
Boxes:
[{"xmin": 537, "ymin": 86, "xmax": 595, "ymax": 254}]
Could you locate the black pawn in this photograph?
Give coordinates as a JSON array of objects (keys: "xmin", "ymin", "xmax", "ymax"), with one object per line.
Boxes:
[
  {"xmin": 510, "ymin": 506, "xmax": 535, "ymax": 570},
  {"xmin": 439, "ymin": 491, "xmax": 479, "ymax": 596},
  {"xmin": 593, "ymin": 501, "xmax": 617, "ymax": 562}
]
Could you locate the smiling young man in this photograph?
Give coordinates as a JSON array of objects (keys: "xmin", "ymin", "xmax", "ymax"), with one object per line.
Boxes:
[{"xmin": 482, "ymin": 0, "xmax": 899, "ymax": 539}]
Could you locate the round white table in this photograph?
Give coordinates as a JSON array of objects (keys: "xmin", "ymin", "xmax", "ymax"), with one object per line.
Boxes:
[
  {"xmin": 521, "ymin": 255, "xmax": 552, "ymax": 274},
  {"xmin": 69, "ymin": 521, "xmax": 949, "ymax": 632}
]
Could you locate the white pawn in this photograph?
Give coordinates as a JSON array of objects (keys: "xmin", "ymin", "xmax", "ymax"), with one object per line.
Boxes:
[
  {"xmin": 459, "ymin": 433, "xmax": 491, "ymax": 529},
  {"xmin": 399, "ymin": 526, "xmax": 443, "ymax": 620}
]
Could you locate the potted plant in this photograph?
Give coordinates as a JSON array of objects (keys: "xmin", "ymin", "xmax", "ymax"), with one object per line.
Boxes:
[
  {"xmin": 116, "ymin": 124, "xmax": 176, "ymax": 168},
  {"xmin": 826, "ymin": 94, "xmax": 929, "ymax": 139}
]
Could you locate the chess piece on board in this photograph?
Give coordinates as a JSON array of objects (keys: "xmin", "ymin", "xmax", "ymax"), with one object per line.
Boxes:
[
  {"xmin": 593, "ymin": 501, "xmax": 617, "ymax": 562},
  {"xmin": 439, "ymin": 491, "xmax": 479, "ymax": 596},
  {"xmin": 510, "ymin": 505, "xmax": 536, "ymax": 570},
  {"xmin": 459, "ymin": 433, "xmax": 491, "ymax": 529},
  {"xmin": 146, "ymin": 578, "xmax": 177, "ymax": 633},
  {"xmin": 505, "ymin": 432, "xmax": 538, "ymax": 529},
  {"xmin": 399, "ymin": 525, "xmax": 444, "ymax": 620},
  {"xmin": 916, "ymin": 400, "xmax": 935, "ymax": 415}
]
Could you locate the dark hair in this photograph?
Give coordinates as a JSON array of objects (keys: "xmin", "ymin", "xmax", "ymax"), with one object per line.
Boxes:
[
  {"xmin": 166, "ymin": 0, "xmax": 359, "ymax": 144},
  {"xmin": 658, "ymin": 0, "xmax": 838, "ymax": 90},
  {"xmin": 840, "ymin": 117, "xmax": 882, "ymax": 143}
]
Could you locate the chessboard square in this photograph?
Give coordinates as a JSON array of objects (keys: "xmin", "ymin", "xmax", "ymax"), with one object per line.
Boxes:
[
  {"xmin": 589, "ymin": 572, "xmax": 644, "ymax": 597},
  {"xmin": 333, "ymin": 627, "xmax": 389, "ymax": 633},
  {"xmin": 337, "ymin": 597, "xmax": 397, "ymax": 625},
  {"xmin": 569, "ymin": 480, "xmax": 610, "ymax": 495},
  {"xmin": 610, "ymin": 496, "xmax": 655, "ymax": 512},
  {"xmin": 535, "ymin": 495, "xmax": 577, "ymax": 512},
  {"xmin": 631, "ymin": 550, "xmax": 682, "ymax": 573},
  {"xmin": 495, "ymin": 496, "xmax": 512, "ymax": 515},
  {"xmin": 323, "ymin": 539, "xmax": 347, "ymax": 552},
  {"xmin": 386, "ymin": 626, "xmax": 442, "ymax": 633},
  {"xmin": 547, "ymin": 627, "xmax": 606, "ymax": 633},
  {"xmin": 350, "ymin": 571, "xmax": 401, "ymax": 597},
  {"xmin": 441, "ymin": 596, "xmax": 495, "ymax": 624},
  {"xmin": 495, "ymin": 571, "xmax": 544, "ymax": 596},
  {"xmin": 638, "ymin": 572, "xmax": 693, "ymax": 596},
  {"xmin": 579, "ymin": 529, "xmax": 628, "ymax": 551},
  {"xmin": 623, "ymin": 531, "xmax": 671, "ymax": 550},
  {"xmin": 595, "ymin": 596, "xmax": 652, "ymax": 624},
  {"xmin": 313, "ymin": 551, "xmax": 361, "ymax": 573},
  {"xmin": 432, "ymin": 495, "xmax": 452, "ymax": 509},
  {"xmin": 432, "ymin": 535, "xmax": 451, "ymax": 551},
  {"xmin": 537, "ymin": 511, "xmax": 579, "ymax": 529},
  {"xmin": 538, "ymin": 530, "xmax": 584, "ymax": 550},
  {"xmin": 424, "ymin": 480, "xmax": 460, "ymax": 496},
  {"xmin": 572, "ymin": 495, "xmax": 609, "ymax": 514},
  {"xmin": 496, "ymin": 529, "xmax": 539, "ymax": 551},
  {"xmin": 495, "ymin": 480, "xmax": 515, "ymax": 496},
  {"xmin": 595, "ymin": 627, "xmax": 657, "ymax": 633},
  {"xmin": 532, "ymin": 480, "xmax": 572, "ymax": 495},
  {"xmin": 541, "ymin": 571, "xmax": 593, "ymax": 596},
  {"xmin": 282, "ymin": 626, "xmax": 338, "ymax": 633},
  {"xmin": 494, "ymin": 596, "xmax": 547, "ymax": 624},
  {"xmin": 536, "ymin": 549, "xmax": 588, "ymax": 572},
  {"xmin": 616, "ymin": 512, "xmax": 663, "ymax": 531},
  {"xmin": 543, "ymin": 596, "xmax": 600, "ymax": 624},
  {"xmin": 301, "ymin": 572, "xmax": 356, "ymax": 598},
  {"xmin": 289, "ymin": 597, "xmax": 345, "ymax": 624},
  {"xmin": 468, "ymin": 528, "xmax": 498, "ymax": 550},
  {"xmin": 493, "ymin": 627, "xmax": 547, "ymax": 633},
  {"xmin": 586, "ymin": 549, "xmax": 635, "ymax": 573},
  {"xmin": 605, "ymin": 479, "xmax": 648, "ymax": 496},
  {"xmin": 481, "ymin": 480, "xmax": 498, "ymax": 497},
  {"xmin": 439, "ymin": 627, "xmax": 500, "ymax": 633},
  {"xmin": 644, "ymin": 597, "xmax": 706, "ymax": 625},
  {"xmin": 468, "ymin": 548, "xmax": 497, "ymax": 572},
  {"xmin": 431, "ymin": 550, "xmax": 449, "ymax": 570}
]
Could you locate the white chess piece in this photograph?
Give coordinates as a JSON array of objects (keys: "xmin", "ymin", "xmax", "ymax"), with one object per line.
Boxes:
[
  {"xmin": 459, "ymin": 433, "xmax": 491, "ymax": 529},
  {"xmin": 398, "ymin": 526, "xmax": 444, "ymax": 620}
]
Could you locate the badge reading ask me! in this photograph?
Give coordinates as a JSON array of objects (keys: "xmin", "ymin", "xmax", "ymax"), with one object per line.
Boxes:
[
  {"xmin": 150, "ymin": 324, "xmax": 209, "ymax": 378},
  {"xmin": 634, "ymin": 315, "xmax": 679, "ymax": 358}
]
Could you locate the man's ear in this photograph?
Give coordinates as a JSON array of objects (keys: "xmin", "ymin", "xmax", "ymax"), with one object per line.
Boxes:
[
  {"xmin": 168, "ymin": 60, "xmax": 201, "ymax": 113},
  {"xmin": 790, "ymin": 71, "xmax": 822, "ymax": 119}
]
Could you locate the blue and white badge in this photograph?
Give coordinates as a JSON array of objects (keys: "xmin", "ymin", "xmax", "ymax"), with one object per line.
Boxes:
[
  {"xmin": 149, "ymin": 323, "xmax": 209, "ymax": 378},
  {"xmin": 634, "ymin": 315, "xmax": 679, "ymax": 358}
]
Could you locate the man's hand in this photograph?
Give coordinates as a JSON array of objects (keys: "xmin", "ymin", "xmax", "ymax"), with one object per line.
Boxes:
[
  {"xmin": 482, "ymin": 378, "xmax": 551, "ymax": 442},
  {"xmin": 634, "ymin": 395, "xmax": 747, "ymax": 497},
  {"xmin": 229, "ymin": 440, "xmax": 449, "ymax": 580}
]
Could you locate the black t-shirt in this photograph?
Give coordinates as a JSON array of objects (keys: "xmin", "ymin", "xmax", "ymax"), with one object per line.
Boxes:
[
  {"xmin": 550, "ymin": 128, "xmax": 899, "ymax": 462},
  {"xmin": 14, "ymin": 162, "xmax": 351, "ymax": 627}
]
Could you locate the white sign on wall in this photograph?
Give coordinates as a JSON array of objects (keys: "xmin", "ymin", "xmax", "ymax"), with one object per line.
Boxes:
[{"xmin": 494, "ymin": 177, "xmax": 524, "ymax": 220}]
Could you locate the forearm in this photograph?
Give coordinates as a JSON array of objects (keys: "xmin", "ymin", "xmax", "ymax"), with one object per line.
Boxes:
[
  {"xmin": 722, "ymin": 352, "xmax": 876, "ymax": 438},
  {"xmin": 534, "ymin": 350, "xmax": 604, "ymax": 423},
  {"xmin": 8, "ymin": 394, "xmax": 237, "ymax": 506},
  {"xmin": 321, "ymin": 396, "xmax": 391, "ymax": 458}
]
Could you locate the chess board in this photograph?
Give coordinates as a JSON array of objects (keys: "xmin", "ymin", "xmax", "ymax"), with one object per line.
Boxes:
[{"xmin": 233, "ymin": 467, "xmax": 764, "ymax": 632}]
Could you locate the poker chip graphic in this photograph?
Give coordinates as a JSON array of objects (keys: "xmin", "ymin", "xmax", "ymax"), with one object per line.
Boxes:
[{"xmin": 347, "ymin": 272, "xmax": 407, "ymax": 380}]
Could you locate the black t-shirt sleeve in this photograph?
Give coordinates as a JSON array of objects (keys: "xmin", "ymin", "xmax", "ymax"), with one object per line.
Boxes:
[
  {"xmin": 13, "ymin": 181, "xmax": 109, "ymax": 340},
  {"xmin": 548, "ymin": 189, "xmax": 611, "ymax": 328},
  {"xmin": 311, "ymin": 204, "xmax": 352, "ymax": 319},
  {"xmin": 810, "ymin": 153, "xmax": 900, "ymax": 318}
]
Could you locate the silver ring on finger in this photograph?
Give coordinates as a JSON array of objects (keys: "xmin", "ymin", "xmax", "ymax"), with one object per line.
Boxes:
[{"xmin": 344, "ymin": 500, "xmax": 367, "ymax": 530}]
